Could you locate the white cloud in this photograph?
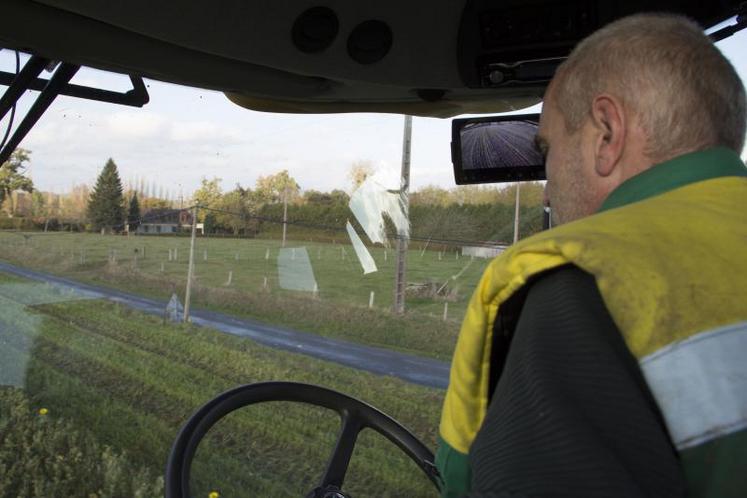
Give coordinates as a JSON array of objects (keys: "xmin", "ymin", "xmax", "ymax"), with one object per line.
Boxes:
[
  {"xmin": 105, "ymin": 110, "xmax": 167, "ymax": 139},
  {"xmin": 169, "ymin": 121, "xmax": 243, "ymax": 144}
]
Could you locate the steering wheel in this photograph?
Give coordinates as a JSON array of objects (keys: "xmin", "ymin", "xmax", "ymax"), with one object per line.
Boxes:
[{"xmin": 165, "ymin": 382, "xmax": 443, "ymax": 498}]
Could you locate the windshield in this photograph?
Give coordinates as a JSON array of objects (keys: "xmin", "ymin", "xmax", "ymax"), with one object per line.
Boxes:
[{"xmin": 0, "ymin": 25, "xmax": 745, "ymax": 498}]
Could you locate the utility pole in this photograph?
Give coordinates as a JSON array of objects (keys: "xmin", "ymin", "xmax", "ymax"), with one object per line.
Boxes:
[
  {"xmin": 513, "ymin": 182, "xmax": 521, "ymax": 244},
  {"xmin": 393, "ymin": 115, "xmax": 412, "ymax": 315},
  {"xmin": 183, "ymin": 205, "xmax": 198, "ymax": 322},
  {"xmin": 282, "ymin": 186, "xmax": 288, "ymax": 248}
]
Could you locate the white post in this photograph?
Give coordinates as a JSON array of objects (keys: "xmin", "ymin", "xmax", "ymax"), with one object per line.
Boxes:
[
  {"xmin": 226, "ymin": 270, "xmax": 233, "ymax": 286},
  {"xmin": 384, "ymin": 250, "xmax": 388, "ymax": 262},
  {"xmin": 203, "ymin": 249, "xmax": 207, "ymax": 261},
  {"xmin": 265, "ymin": 248, "xmax": 270, "ymax": 260},
  {"xmin": 513, "ymin": 182, "xmax": 521, "ymax": 244},
  {"xmin": 369, "ymin": 291, "xmax": 375, "ymax": 309},
  {"xmin": 443, "ymin": 302, "xmax": 449, "ymax": 321},
  {"xmin": 282, "ymin": 186, "xmax": 289, "ymax": 248},
  {"xmin": 183, "ymin": 206, "xmax": 198, "ymax": 322},
  {"xmin": 263, "ymin": 276, "xmax": 268, "ymax": 289}
]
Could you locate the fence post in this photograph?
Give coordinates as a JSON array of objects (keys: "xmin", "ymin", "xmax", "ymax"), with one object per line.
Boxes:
[{"xmin": 183, "ymin": 205, "xmax": 198, "ymax": 322}]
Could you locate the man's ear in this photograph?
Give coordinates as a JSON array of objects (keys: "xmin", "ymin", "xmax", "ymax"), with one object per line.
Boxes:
[{"xmin": 590, "ymin": 95, "xmax": 625, "ymax": 177}]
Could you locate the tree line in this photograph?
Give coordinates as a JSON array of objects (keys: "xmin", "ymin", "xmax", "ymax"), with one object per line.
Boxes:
[{"xmin": 1, "ymin": 153, "xmax": 545, "ymax": 243}]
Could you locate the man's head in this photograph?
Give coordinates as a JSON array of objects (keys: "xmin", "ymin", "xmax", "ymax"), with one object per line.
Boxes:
[{"xmin": 537, "ymin": 13, "xmax": 747, "ymax": 225}]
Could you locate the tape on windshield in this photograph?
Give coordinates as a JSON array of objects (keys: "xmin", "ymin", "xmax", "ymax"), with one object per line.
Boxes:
[
  {"xmin": 277, "ymin": 247, "xmax": 318, "ymax": 292},
  {"xmin": 346, "ymin": 221, "xmax": 378, "ymax": 275},
  {"xmin": 348, "ymin": 169, "xmax": 409, "ymax": 245}
]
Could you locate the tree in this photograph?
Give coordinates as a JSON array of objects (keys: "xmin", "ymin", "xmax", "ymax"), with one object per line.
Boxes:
[
  {"xmin": 140, "ymin": 197, "xmax": 171, "ymax": 212},
  {"xmin": 255, "ymin": 170, "xmax": 300, "ymax": 205},
  {"xmin": 127, "ymin": 192, "xmax": 141, "ymax": 232},
  {"xmin": 60, "ymin": 184, "xmax": 89, "ymax": 221},
  {"xmin": 192, "ymin": 177, "xmax": 223, "ymax": 221},
  {"xmin": 30, "ymin": 190, "xmax": 47, "ymax": 218},
  {"xmin": 0, "ymin": 148, "xmax": 34, "ymax": 216},
  {"xmin": 411, "ymin": 185, "xmax": 451, "ymax": 206},
  {"xmin": 203, "ymin": 211, "xmax": 217, "ymax": 234},
  {"xmin": 87, "ymin": 158, "xmax": 125, "ymax": 232},
  {"xmin": 302, "ymin": 189, "xmax": 349, "ymax": 205},
  {"xmin": 215, "ymin": 184, "xmax": 258, "ymax": 235}
]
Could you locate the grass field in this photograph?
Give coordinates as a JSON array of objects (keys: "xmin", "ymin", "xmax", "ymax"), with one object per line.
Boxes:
[
  {"xmin": 0, "ymin": 231, "xmax": 492, "ymax": 360},
  {"xmin": 0, "ymin": 271, "xmax": 444, "ymax": 497}
]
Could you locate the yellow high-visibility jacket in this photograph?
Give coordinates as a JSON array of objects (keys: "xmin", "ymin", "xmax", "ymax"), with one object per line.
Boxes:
[{"xmin": 436, "ymin": 163, "xmax": 747, "ymax": 497}]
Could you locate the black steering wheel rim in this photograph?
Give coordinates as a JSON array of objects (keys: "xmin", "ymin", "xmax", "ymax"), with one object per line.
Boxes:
[{"xmin": 165, "ymin": 381, "xmax": 442, "ymax": 497}]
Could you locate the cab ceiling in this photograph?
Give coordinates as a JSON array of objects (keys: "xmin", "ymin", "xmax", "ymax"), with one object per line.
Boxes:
[{"xmin": 0, "ymin": 0, "xmax": 740, "ymax": 117}]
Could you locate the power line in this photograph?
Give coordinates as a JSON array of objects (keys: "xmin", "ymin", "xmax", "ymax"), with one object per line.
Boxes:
[{"xmin": 198, "ymin": 204, "xmax": 519, "ymax": 249}]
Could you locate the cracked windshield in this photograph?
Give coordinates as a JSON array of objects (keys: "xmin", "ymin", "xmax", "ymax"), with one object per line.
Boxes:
[{"xmin": 1, "ymin": 29, "xmax": 745, "ymax": 498}]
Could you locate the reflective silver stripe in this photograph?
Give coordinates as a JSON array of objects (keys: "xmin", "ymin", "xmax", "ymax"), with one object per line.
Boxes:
[{"xmin": 639, "ymin": 321, "xmax": 747, "ymax": 450}]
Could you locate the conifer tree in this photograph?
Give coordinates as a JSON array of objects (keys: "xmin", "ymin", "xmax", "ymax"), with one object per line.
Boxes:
[
  {"xmin": 127, "ymin": 192, "xmax": 141, "ymax": 232},
  {"xmin": 87, "ymin": 158, "xmax": 125, "ymax": 232}
]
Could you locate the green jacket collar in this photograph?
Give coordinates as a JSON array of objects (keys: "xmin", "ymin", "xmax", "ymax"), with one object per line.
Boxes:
[{"xmin": 599, "ymin": 147, "xmax": 746, "ymax": 212}]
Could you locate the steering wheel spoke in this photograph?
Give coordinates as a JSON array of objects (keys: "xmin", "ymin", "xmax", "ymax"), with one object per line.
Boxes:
[{"xmin": 319, "ymin": 411, "xmax": 363, "ymax": 489}]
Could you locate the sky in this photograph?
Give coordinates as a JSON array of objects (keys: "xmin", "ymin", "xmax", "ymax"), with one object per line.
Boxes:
[{"xmin": 1, "ymin": 19, "xmax": 746, "ymax": 198}]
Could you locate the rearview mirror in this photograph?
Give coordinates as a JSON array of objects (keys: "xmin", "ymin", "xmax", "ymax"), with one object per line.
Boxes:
[{"xmin": 451, "ymin": 113, "xmax": 545, "ymax": 184}]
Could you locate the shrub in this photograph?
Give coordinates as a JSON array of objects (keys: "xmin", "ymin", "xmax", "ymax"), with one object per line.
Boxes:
[{"xmin": 0, "ymin": 387, "xmax": 163, "ymax": 498}]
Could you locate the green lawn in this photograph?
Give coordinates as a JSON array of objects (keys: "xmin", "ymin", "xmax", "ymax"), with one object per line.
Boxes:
[
  {"xmin": 0, "ymin": 231, "xmax": 491, "ymax": 360},
  {"xmin": 0, "ymin": 271, "xmax": 444, "ymax": 497}
]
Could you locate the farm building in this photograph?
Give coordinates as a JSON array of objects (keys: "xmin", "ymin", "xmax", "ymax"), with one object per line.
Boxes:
[
  {"xmin": 132, "ymin": 208, "xmax": 204, "ymax": 234},
  {"xmin": 461, "ymin": 244, "xmax": 507, "ymax": 259}
]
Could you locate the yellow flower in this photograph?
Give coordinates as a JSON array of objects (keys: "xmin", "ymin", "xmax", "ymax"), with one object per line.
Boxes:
[
  {"xmin": 209, "ymin": 492, "xmax": 219, "ymax": 498},
  {"xmin": 38, "ymin": 408, "xmax": 48, "ymax": 416}
]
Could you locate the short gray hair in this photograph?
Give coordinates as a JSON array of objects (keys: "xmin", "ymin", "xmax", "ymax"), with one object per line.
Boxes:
[{"xmin": 554, "ymin": 13, "xmax": 746, "ymax": 161}]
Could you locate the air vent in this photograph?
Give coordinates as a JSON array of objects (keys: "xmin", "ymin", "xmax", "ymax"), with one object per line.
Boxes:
[
  {"xmin": 347, "ymin": 20, "xmax": 393, "ymax": 64},
  {"xmin": 292, "ymin": 6, "xmax": 339, "ymax": 53}
]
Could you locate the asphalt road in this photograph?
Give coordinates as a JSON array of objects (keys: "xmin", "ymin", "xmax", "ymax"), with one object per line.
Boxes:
[
  {"xmin": 461, "ymin": 120, "xmax": 543, "ymax": 170},
  {"xmin": 0, "ymin": 261, "xmax": 450, "ymax": 389}
]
